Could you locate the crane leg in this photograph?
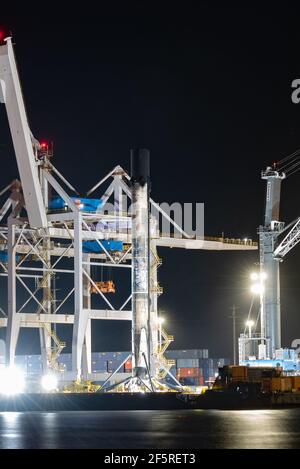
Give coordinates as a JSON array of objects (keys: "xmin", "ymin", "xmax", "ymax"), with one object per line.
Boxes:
[
  {"xmin": 5, "ymin": 220, "xmax": 20, "ymax": 366},
  {"xmin": 72, "ymin": 214, "xmax": 86, "ymax": 380}
]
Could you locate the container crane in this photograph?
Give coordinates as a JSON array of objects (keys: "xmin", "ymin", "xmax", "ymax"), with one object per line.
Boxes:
[
  {"xmin": 0, "ymin": 32, "xmax": 257, "ymax": 390},
  {"xmin": 252, "ymin": 151, "xmax": 300, "ymax": 360},
  {"xmin": 0, "ymin": 32, "xmax": 79, "ymax": 371}
]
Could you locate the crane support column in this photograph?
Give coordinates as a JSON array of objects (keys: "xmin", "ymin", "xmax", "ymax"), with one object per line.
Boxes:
[
  {"xmin": 260, "ymin": 168, "xmax": 285, "ymax": 358},
  {"xmin": 149, "ymin": 239, "xmax": 160, "ymax": 375},
  {"xmin": 259, "ymin": 230, "xmax": 281, "ymax": 357},
  {"xmin": 39, "ymin": 236, "xmax": 52, "ymax": 371},
  {"xmin": 72, "ymin": 213, "xmax": 88, "ymax": 380},
  {"xmin": 82, "ymin": 254, "xmax": 92, "ymax": 378},
  {"xmin": 130, "ymin": 149, "xmax": 151, "ymax": 379}
]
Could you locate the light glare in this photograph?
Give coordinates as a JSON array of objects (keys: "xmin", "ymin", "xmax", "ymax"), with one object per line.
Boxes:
[
  {"xmin": 251, "ymin": 283, "xmax": 264, "ymax": 295},
  {"xmin": 0, "ymin": 366, "xmax": 25, "ymax": 395},
  {"xmin": 246, "ymin": 320, "xmax": 254, "ymax": 327},
  {"xmin": 41, "ymin": 374, "xmax": 58, "ymax": 392}
]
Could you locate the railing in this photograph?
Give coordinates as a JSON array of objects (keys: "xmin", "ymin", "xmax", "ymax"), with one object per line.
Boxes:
[
  {"xmin": 151, "ymin": 283, "xmax": 163, "ymax": 295},
  {"xmin": 160, "ymin": 232, "xmax": 258, "ymax": 246},
  {"xmin": 204, "ymin": 236, "xmax": 257, "ymax": 246},
  {"xmin": 156, "ymin": 327, "xmax": 175, "ymax": 379}
]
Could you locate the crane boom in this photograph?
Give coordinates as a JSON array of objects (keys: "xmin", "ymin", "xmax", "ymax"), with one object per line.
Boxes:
[
  {"xmin": 0, "ymin": 37, "xmax": 47, "ymax": 228},
  {"xmin": 274, "ymin": 218, "xmax": 300, "ymax": 259}
]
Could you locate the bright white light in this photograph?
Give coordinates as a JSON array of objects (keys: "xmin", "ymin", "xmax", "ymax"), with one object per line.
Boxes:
[
  {"xmin": 246, "ymin": 320, "xmax": 254, "ymax": 327},
  {"xmin": 79, "ymin": 203, "xmax": 84, "ymax": 209},
  {"xmin": 0, "ymin": 366, "xmax": 25, "ymax": 395},
  {"xmin": 250, "ymin": 272, "xmax": 259, "ymax": 281},
  {"xmin": 251, "ymin": 283, "xmax": 265, "ymax": 295},
  {"xmin": 157, "ymin": 317, "xmax": 165, "ymax": 325},
  {"xmin": 41, "ymin": 374, "xmax": 58, "ymax": 392},
  {"xmin": 259, "ymin": 272, "xmax": 267, "ymax": 280}
]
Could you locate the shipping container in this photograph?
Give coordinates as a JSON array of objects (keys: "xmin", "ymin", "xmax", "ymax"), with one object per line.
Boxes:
[
  {"xmin": 176, "ymin": 367, "xmax": 200, "ymax": 378},
  {"xmin": 27, "ymin": 355, "xmax": 42, "ymax": 364},
  {"xmin": 15, "ymin": 355, "xmax": 27, "ymax": 365},
  {"xmin": 181, "ymin": 376, "xmax": 204, "ymax": 386},
  {"xmin": 107, "ymin": 361, "xmax": 113, "ymax": 373},
  {"xmin": 281, "ymin": 377, "xmax": 292, "ymax": 392},
  {"xmin": 59, "ymin": 354, "xmax": 72, "ymax": 364},
  {"xmin": 91, "ymin": 358, "xmax": 107, "ymax": 372},
  {"xmin": 231, "ymin": 366, "xmax": 248, "ymax": 378},
  {"xmin": 270, "ymin": 377, "xmax": 293, "ymax": 392},
  {"xmin": 27, "ymin": 363, "xmax": 42, "ymax": 374},
  {"xmin": 178, "ymin": 376, "xmax": 200, "ymax": 386},
  {"xmin": 262, "ymin": 378, "xmax": 271, "ymax": 393},
  {"xmin": 176, "ymin": 358, "xmax": 199, "ymax": 368},
  {"xmin": 8, "ymin": 350, "xmax": 230, "ymax": 383},
  {"xmin": 275, "ymin": 348, "xmax": 296, "ymax": 361},
  {"xmin": 247, "ymin": 368, "xmax": 267, "ymax": 382},
  {"xmin": 214, "ymin": 358, "xmax": 228, "ymax": 368},
  {"xmin": 124, "ymin": 359, "xmax": 132, "ymax": 371},
  {"xmin": 166, "ymin": 349, "xmax": 208, "ymax": 360},
  {"xmin": 206, "ymin": 376, "xmax": 216, "ymax": 384},
  {"xmin": 292, "ymin": 376, "xmax": 300, "ymax": 390}
]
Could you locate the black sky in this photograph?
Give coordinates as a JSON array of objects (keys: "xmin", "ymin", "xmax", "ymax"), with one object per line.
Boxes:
[{"xmin": 1, "ymin": 5, "xmax": 300, "ymax": 359}]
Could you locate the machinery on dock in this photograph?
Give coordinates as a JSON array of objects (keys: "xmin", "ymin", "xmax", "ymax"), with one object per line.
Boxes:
[{"xmin": 213, "ymin": 365, "xmax": 300, "ymax": 400}]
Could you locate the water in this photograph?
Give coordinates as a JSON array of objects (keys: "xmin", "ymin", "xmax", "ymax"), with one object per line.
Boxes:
[{"xmin": 0, "ymin": 409, "xmax": 300, "ymax": 449}]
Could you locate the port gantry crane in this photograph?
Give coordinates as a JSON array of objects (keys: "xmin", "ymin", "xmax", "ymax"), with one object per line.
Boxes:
[
  {"xmin": 255, "ymin": 152, "xmax": 300, "ymax": 361},
  {"xmin": 0, "ymin": 33, "xmax": 256, "ymax": 389}
]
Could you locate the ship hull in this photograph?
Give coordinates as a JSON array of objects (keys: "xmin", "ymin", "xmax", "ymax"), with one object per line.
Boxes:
[{"xmin": 0, "ymin": 392, "xmax": 190, "ymax": 411}]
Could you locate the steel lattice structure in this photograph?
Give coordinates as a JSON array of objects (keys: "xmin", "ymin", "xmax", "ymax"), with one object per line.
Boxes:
[{"xmin": 0, "ymin": 34, "xmax": 257, "ymax": 389}]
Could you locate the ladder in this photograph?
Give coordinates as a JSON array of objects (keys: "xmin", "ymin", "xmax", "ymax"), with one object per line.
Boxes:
[{"xmin": 156, "ymin": 327, "xmax": 175, "ymax": 379}]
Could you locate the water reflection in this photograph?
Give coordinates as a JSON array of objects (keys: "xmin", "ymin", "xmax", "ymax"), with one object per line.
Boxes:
[{"xmin": 0, "ymin": 409, "xmax": 299, "ymax": 448}]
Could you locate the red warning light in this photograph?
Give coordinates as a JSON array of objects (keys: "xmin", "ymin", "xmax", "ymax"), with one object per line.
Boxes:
[
  {"xmin": 40, "ymin": 141, "xmax": 48, "ymax": 149},
  {"xmin": 0, "ymin": 27, "xmax": 11, "ymax": 45}
]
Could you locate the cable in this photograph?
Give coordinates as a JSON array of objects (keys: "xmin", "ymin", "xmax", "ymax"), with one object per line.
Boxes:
[
  {"xmin": 254, "ymin": 306, "xmax": 260, "ymax": 333},
  {"xmin": 277, "ymin": 148, "xmax": 300, "ymax": 166},
  {"xmin": 279, "ymin": 155, "xmax": 300, "ymax": 171},
  {"xmin": 279, "ymin": 154, "xmax": 300, "ymax": 172},
  {"xmin": 286, "ymin": 167, "xmax": 300, "ymax": 178},
  {"xmin": 244, "ymin": 296, "xmax": 255, "ymax": 335},
  {"xmin": 284, "ymin": 159, "xmax": 300, "ymax": 176}
]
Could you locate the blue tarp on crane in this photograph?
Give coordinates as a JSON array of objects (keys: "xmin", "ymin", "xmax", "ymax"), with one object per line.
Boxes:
[
  {"xmin": 49, "ymin": 197, "xmax": 103, "ymax": 213},
  {"xmin": 82, "ymin": 240, "xmax": 123, "ymax": 253},
  {"xmin": 0, "ymin": 251, "xmax": 20, "ymax": 263}
]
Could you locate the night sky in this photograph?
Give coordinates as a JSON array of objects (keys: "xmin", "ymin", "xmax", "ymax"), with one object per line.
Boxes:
[{"xmin": 1, "ymin": 5, "xmax": 300, "ymax": 360}]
